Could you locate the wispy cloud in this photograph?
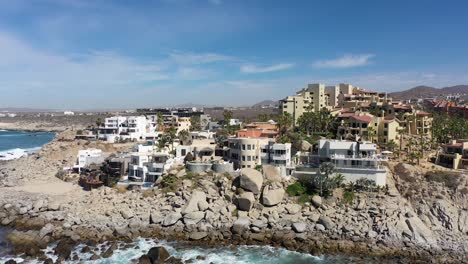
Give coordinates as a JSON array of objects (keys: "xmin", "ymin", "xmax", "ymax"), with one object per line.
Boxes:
[
  {"xmin": 169, "ymin": 50, "xmax": 234, "ymax": 65},
  {"xmin": 240, "ymin": 63, "xmax": 294, "ymax": 74},
  {"xmin": 312, "ymin": 54, "xmax": 375, "ymax": 68}
]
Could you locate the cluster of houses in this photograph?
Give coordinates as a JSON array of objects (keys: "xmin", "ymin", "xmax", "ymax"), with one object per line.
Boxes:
[{"xmin": 70, "ymin": 83, "xmax": 467, "ymax": 191}]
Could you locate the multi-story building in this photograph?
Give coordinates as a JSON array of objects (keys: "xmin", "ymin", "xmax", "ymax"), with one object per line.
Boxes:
[
  {"xmin": 280, "ymin": 83, "xmax": 329, "ymax": 124},
  {"xmin": 399, "ymin": 110, "xmax": 433, "ymax": 136},
  {"xmin": 280, "ymin": 83, "xmax": 392, "ymax": 125},
  {"xmin": 98, "ymin": 116, "xmax": 158, "ymax": 142},
  {"xmin": 73, "ymin": 149, "xmax": 104, "ymax": 173},
  {"xmin": 295, "ymin": 139, "xmax": 388, "ymax": 186},
  {"xmin": 436, "ymin": 140, "xmax": 468, "ymax": 169},
  {"xmin": 128, "ymin": 153, "xmax": 170, "ymax": 183},
  {"xmin": 226, "ymin": 137, "xmax": 269, "ymax": 169},
  {"xmin": 225, "ymin": 137, "xmax": 292, "ymax": 169},
  {"xmin": 260, "ymin": 142, "xmax": 292, "ymax": 166}
]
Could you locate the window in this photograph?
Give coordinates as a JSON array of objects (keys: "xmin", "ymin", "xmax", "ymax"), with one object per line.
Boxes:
[
  {"xmin": 252, "ymin": 145, "xmax": 256, "ymax": 150},
  {"xmin": 247, "ymin": 156, "xmax": 252, "ymax": 161},
  {"xmin": 247, "ymin": 144, "xmax": 252, "ymax": 150},
  {"xmin": 242, "ymin": 144, "xmax": 246, "ymax": 150},
  {"xmin": 242, "ymin": 156, "xmax": 246, "ymax": 161}
]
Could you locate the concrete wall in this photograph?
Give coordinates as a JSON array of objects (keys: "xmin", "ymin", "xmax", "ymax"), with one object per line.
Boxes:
[{"xmin": 186, "ymin": 162, "xmax": 212, "ymax": 173}]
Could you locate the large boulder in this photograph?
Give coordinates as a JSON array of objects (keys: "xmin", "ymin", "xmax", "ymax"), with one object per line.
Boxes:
[
  {"xmin": 318, "ymin": 216, "xmax": 334, "ymax": 230},
  {"xmin": 311, "ymin": 195, "xmax": 322, "ymax": 208},
  {"xmin": 183, "ymin": 211, "xmax": 205, "ymax": 225},
  {"xmin": 232, "ymin": 217, "xmax": 250, "ymax": 234},
  {"xmin": 39, "ymin": 223, "xmax": 55, "ymax": 238},
  {"xmin": 237, "ymin": 192, "xmax": 255, "ymax": 211},
  {"xmin": 189, "ymin": 232, "xmax": 208, "ymax": 240},
  {"xmin": 285, "ymin": 204, "xmax": 302, "ymax": 214},
  {"xmin": 54, "ymin": 239, "xmax": 75, "ymax": 260},
  {"xmin": 261, "ymin": 186, "xmax": 285, "ymax": 206},
  {"xmin": 262, "ymin": 165, "xmax": 281, "ymax": 182},
  {"xmin": 145, "ymin": 246, "xmax": 170, "ymax": 264},
  {"xmin": 239, "ymin": 168, "xmax": 263, "ymax": 194},
  {"xmin": 182, "ymin": 190, "xmax": 207, "ymax": 215},
  {"xmin": 292, "ymin": 222, "xmax": 307, "ymax": 233},
  {"xmin": 162, "ymin": 212, "xmax": 182, "ymax": 227}
]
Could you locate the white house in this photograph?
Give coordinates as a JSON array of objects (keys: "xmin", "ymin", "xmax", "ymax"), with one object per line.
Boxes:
[
  {"xmin": 64, "ymin": 111, "xmax": 75, "ymax": 116},
  {"xmin": 260, "ymin": 142, "xmax": 292, "ymax": 166},
  {"xmin": 295, "ymin": 139, "xmax": 388, "ymax": 186},
  {"xmin": 73, "ymin": 149, "xmax": 104, "ymax": 173},
  {"xmin": 98, "ymin": 116, "xmax": 157, "ymax": 142}
]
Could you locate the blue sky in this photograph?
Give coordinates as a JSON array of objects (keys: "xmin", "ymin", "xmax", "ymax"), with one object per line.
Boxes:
[{"xmin": 0, "ymin": 0, "xmax": 468, "ymax": 109}]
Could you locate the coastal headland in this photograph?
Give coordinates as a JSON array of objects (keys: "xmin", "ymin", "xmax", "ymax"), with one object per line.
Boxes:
[{"xmin": 0, "ymin": 130, "xmax": 467, "ymax": 263}]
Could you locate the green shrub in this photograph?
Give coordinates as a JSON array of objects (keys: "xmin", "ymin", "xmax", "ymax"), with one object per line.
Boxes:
[
  {"xmin": 297, "ymin": 194, "xmax": 310, "ymax": 204},
  {"xmin": 343, "ymin": 191, "xmax": 355, "ymax": 204},
  {"xmin": 286, "ymin": 182, "xmax": 307, "ymax": 196}
]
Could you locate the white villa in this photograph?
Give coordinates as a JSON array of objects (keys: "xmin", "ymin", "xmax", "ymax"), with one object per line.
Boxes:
[
  {"xmin": 73, "ymin": 149, "xmax": 104, "ymax": 173},
  {"xmin": 295, "ymin": 139, "xmax": 388, "ymax": 186},
  {"xmin": 98, "ymin": 115, "xmax": 159, "ymax": 142}
]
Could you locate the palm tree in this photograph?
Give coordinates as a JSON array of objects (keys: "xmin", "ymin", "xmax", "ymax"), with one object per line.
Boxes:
[
  {"xmin": 277, "ymin": 112, "xmax": 293, "ymax": 137},
  {"xmin": 95, "ymin": 117, "xmax": 103, "ymax": 140},
  {"xmin": 386, "ymin": 139, "xmax": 397, "ymax": 152},
  {"xmin": 165, "ymin": 126, "xmax": 177, "ymax": 151},
  {"xmin": 178, "ymin": 129, "xmax": 191, "ymax": 145},
  {"xmin": 156, "ymin": 112, "xmax": 164, "ymax": 131},
  {"xmin": 223, "ymin": 110, "xmax": 233, "ymax": 128},
  {"xmin": 366, "ymin": 126, "xmax": 376, "ymax": 143},
  {"xmin": 190, "ymin": 115, "xmax": 201, "ymax": 131}
]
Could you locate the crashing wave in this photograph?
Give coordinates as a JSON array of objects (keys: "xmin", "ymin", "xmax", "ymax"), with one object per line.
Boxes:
[{"xmin": 0, "ymin": 147, "xmax": 41, "ymax": 161}]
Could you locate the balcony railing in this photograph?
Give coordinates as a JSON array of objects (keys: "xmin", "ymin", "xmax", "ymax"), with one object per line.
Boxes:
[{"xmin": 330, "ymin": 154, "xmax": 387, "ymax": 161}]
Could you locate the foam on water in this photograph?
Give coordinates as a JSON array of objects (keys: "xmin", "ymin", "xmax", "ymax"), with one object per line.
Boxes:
[
  {"xmin": 0, "ymin": 130, "xmax": 54, "ymax": 160},
  {"xmin": 1, "ymin": 238, "xmax": 327, "ymax": 264}
]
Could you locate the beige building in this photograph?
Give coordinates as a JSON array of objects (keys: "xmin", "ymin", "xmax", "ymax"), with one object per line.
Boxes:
[
  {"xmin": 280, "ymin": 83, "xmax": 333, "ymax": 124},
  {"xmin": 337, "ymin": 112, "xmax": 400, "ymax": 145},
  {"xmin": 281, "ymin": 83, "xmax": 389, "ymax": 125},
  {"xmin": 403, "ymin": 111, "xmax": 432, "ymax": 136},
  {"xmin": 227, "ymin": 137, "xmax": 270, "ymax": 169}
]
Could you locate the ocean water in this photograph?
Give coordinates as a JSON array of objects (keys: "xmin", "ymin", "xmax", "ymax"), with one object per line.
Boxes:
[
  {"xmin": 0, "ymin": 130, "xmax": 55, "ymax": 160},
  {"xmin": 0, "ymin": 237, "xmax": 357, "ymax": 264}
]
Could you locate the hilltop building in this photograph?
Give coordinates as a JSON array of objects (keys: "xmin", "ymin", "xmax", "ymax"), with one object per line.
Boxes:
[{"xmin": 295, "ymin": 139, "xmax": 388, "ymax": 186}]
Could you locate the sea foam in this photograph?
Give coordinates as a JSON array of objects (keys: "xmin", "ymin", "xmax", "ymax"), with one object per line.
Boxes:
[{"xmin": 0, "ymin": 147, "xmax": 40, "ymax": 161}]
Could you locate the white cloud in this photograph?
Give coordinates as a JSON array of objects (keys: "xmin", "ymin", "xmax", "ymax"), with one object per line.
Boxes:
[
  {"xmin": 176, "ymin": 67, "xmax": 214, "ymax": 80},
  {"xmin": 169, "ymin": 50, "xmax": 234, "ymax": 65},
  {"xmin": 312, "ymin": 54, "xmax": 375, "ymax": 68},
  {"xmin": 240, "ymin": 63, "xmax": 294, "ymax": 74}
]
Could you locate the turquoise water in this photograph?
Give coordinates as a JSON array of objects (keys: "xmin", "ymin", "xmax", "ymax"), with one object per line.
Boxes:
[
  {"xmin": 0, "ymin": 237, "xmax": 366, "ymax": 264},
  {"xmin": 0, "ymin": 130, "xmax": 55, "ymax": 160}
]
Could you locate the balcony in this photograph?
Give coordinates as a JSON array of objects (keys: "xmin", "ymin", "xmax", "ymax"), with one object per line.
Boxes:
[{"xmin": 330, "ymin": 154, "xmax": 387, "ymax": 161}]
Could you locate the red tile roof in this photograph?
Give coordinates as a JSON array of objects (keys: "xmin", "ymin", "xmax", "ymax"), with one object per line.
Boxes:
[{"xmin": 350, "ymin": 115, "xmax": 373, "ymax": 123}]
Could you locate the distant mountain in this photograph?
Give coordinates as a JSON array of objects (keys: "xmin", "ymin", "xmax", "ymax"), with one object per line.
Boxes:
[
  {"xmin": 252, "ymin": 100, "xmax": 279, "ymax": 108},
  {"xmin": 389, "ymin": 85, "xmax": 468, "ymax": 100}
]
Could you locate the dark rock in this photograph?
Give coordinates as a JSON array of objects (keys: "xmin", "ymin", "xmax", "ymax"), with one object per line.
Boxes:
[
  {"xmin": 89, "ymin": 254, "xmax": 100, "ymax": 260},
  {"xmin": 101, "ymin": 242, "xmax": 118, "ymax": 258},
  {"xmin": 5, "ymin": 260, "xmax": 17, "ymax": 264},
  {"xmin": 146, "ymin": 246, "xmax": 171, "ymax": 263},
  {"xmin": 54, "ymin": 239, "xmax": 75, "ymax": 260},
  {"xmin": 139, "ymin": 255, "xmax": 152, "ymax": 264},
  {"xmin": 81, "ymin": 246, "xmax": 91, "ymax": 253},
  {"xmin": 43, "ymin": 258, "xmax": 54, "ymax": 264}
]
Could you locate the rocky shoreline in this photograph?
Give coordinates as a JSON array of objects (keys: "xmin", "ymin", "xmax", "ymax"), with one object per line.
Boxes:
[{"xmin": 0, "ymin": 131, "xmax": 467, "ymax": 263}]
